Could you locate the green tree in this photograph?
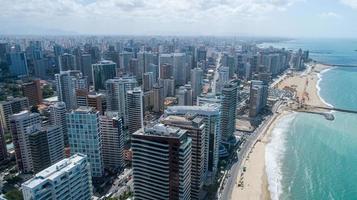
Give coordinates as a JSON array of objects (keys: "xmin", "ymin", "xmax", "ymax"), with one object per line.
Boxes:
[
  {"xmin": 5, "ymin": 189, "xmax": 23, "ymax": 200},
  {"xmin": 42, "ymin": 85, "xmax": 54, "ymax": 98}
]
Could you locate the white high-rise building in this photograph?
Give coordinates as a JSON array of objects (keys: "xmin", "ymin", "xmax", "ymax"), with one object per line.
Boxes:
[
  {"xmin": 67, "ymin": 107, "xmax": 104, "ymax": 177},
  {"xmin": 22, "ymin": 154, "xmax": 93, "ymax": 200},
  {"xmin": 10, "ymin": 111, "xmax": 41, "ymax": 173},
  {"xmin": 49, "ymin": 102, "xmax": 68, "ymax": 146},
  {"xmin": 132, "ymin": 124, "xmax": 192, "ymax": 200},
  {"xmin": 100, "ymin": 112, "xmax": 124, "ymax": 171}
]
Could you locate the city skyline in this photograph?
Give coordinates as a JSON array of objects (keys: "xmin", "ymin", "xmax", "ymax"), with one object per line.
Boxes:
[{"xmin": 1, "ymin": 0, "xmax": 357, "ymax": 38}]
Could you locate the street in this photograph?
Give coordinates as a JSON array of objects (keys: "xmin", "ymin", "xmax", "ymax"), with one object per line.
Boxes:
[{"xmin": 218, "ymin": 101, "xmax": 283, "ymax": 200}]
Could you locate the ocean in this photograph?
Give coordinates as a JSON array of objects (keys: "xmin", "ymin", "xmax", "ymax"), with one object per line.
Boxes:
[{"xmin": 263, "ymin": 39, "xmax": 357, "ymax": 200}]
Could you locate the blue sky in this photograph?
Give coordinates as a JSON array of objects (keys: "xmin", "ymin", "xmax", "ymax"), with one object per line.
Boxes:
[{"xmin": 0, "ymin": 0, "xmax": 357, "ymax": 38}]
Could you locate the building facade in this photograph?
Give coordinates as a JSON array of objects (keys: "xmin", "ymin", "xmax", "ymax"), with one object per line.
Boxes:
[
  {"xmin": 22, "ymin": 154, "xmax": 93, "ymax": 200},
  {"xmin": 132, "ymin": 124, "xmax": 192, "ymax": 200},
  {"xmin": 66, "ymin": 107, "xmax": 104, "ymax": 177}
]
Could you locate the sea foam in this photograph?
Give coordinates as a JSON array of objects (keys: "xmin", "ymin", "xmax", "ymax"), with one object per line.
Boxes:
[
  {"xmin": 316, "ymin": 68, "xmax": 334, "ymax": 108},
  {"xmin": 265, "ymin": 113, "xmax": 297, "ymax": 200}
]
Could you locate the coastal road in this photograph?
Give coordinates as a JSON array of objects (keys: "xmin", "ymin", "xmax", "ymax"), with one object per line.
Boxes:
[{"xmin": 219, "ymin": 101, "xmax": 283, "ymax": 200}]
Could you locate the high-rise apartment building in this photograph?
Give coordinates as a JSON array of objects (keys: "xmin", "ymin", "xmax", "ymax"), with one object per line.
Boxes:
[
  {"xmin": 49, "ymin": 102, "xmax": 68, "ymax": 146},
  {"xmin": 59, "ymin": 53, "xmax": 76, "ymax": 71},
  {"xmin": 165, "ymin": 105, "xmax": 221, "ymax": 182},
  {"xmin": 55, "ymin": 70, "xmax": 87, "ymax": 110},
  {"xmin": 249, "ymin": 80, "xmax": 268, "ymax": 117},
  {"xmin": 105, "ymin": 77, "xmax": 137, "ymax": 124},
  {"xmin": 67, "ymin": 107, "xmax": 104, "ymax": 177},
  {"xmin": 22, "ymin": 154, "xmax": 93, "ymax": 200},
  {"xmin": 191, "ymin": 68, "xmax": 203, "ymax": 100},
  {"xmin": 10, "ymin": 111, "xmax": 41, "ymax": 173},
  {"xmin": 0, "ymin": 97, "xmax": 29, "ymax": 133},
  {"xmin": 0, "ymin": 127, "xmax": 7, "ymax": 162},
  {"xmin": 142, "ymin": 72, "xmax": 154, "ymax": 92},
  {"xmin": 100, "ymin": 112, "xmax": 124, "ymax": 171},
  {"xmin": 132, "ymin": 124, "xmax": 192, "ymax": 200},
  {"xmin": 126, "ymin": 88, "xmax": 143, "ymax": 136},
  {"xmin": 22, "ymin": 80, "xmax": 43, "ymax": 106},
  {"xmin": 161, "ymin": 115, "xmax": 205, "ymax": 200},
  {"xmin": 28, "ymin": 126, "xmax": 65, "ymax": 172},
  {"xmin": 220, "ymin": 80, "xmax": 238, "ymax": 144},
  {"xmin": 10, "ymin": 111, "xmax": 64, "ymax": 173},
  {"xmin": 153, "ymin": 83, "xmax": 164, "ymax": 113}
]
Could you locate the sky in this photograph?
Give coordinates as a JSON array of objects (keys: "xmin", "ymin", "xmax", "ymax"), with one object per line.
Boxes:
[{"xmin": 0, "ymin": 0, "xmax": 357, "ymax": 38}]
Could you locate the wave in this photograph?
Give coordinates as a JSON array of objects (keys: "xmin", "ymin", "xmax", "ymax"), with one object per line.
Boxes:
[
  {"xmin": 265, "ymin": 113, "xmax": 297, "ymax": 200},
  {"xmin": 316, "ymin": 68, "xmax": 334, "ymax": 108}
]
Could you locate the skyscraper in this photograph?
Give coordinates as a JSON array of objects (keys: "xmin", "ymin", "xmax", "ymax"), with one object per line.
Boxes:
[
  {"xmin": 165, "ymin": 105, "xmax": 221, "ymax": 182},
  {"xmin": 28, "ymin": 126, "xmax": 65, "ymax": 172},
  {"xmin": 0, "ymin": 127, "xmax": 7, "ymax": 162},
  {"xmin": 216, "ymin": 67, "xmax": 230, "ymax": 94},
  {"xmin": 126, "ymin": 88, "xmax": 143, "ymax": 136},
  {"xmin": 152, "ymin": 83, "xmax": 164, "ymax": 113},
  {"xmin": 159, "ymin": 63, "xmax": 174, "ymax": 79},
  {"xmin": 191, "ymin": 68, "xmax": 203, "ymax": 100},
  {"xmin": 161, "ymin": 115, "xmax": 205, "ymax": 200},
  {"xmin": 176, "ymin": 84, "xmax": 193, "ymax": 106},
  {"xmin": 81, "ymin": 54, "xmax": 93, "ymax": 83},
  {"xmin": 100, "ymin": 112, "xmax": 124, "ymax": 171},
  {"xmin": 59, "ymin": 53, "xmax": 77, "ymax": 71},
  {"xmin": 67, "ymin": 106, "xmax": 104, "ymax": 177},
  {"xmin": 92, "ymin": 60, "xmax": 117, "ymax": 91},
  {"xmin": 249, "ymin": 80, "xmax": 268, "ymax": 117},
  {"xmin": 0, "ymin": 97, "xmax": 29, "ymax": 133},
  {"xmin": 76, "ymin": 91, "xmax": 106, "ymax": 115},
  {"xmin": 9, "ymin": 109, "xmax": 64, "ymax": 173},
  {"xmin": 142, "ymin": 72, "xmax": 154, "ymax": 92},
  {"xmin": 105, "ymin": 77, "xmax": 137, "ymax": 124},
  {"xmin": 132, "ymin": 124, "xmax": 192, "ymax": 200},
  {"xmin": 159, "ymin": 53, "xmax": 188, "ymax": 86},
  {"xmin": 49, "ymin": 102, "xmax": 68, "ymax": 146},
  {"xmin": 173, "ymin": 53, "xmax": 188, "ymax": 86},
  {"xmin": 22, "ymin": 154, "xmax": 93, "ymax": 200},
  {"xmin": 220, "ymin": 80, "xmax": 238, "ymax": 144},
  {"xmin": 55, "ymin": 70, "xmax": 87, "ymax": 110},
  {"xmin": 137, "ymin": 51, "xmax": 153, "ymax": 75},
  {"xmin": 22, "ymin": 80, "xmax": 43, "ymax": 106},
  {"xmin": 7, "ymin": 51, "xmax": 29, "ymax": 77}
]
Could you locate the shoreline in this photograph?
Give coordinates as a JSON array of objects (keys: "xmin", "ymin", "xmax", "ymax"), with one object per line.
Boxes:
[{"xmin": 230, "ymin": 62, "xmax": 331, "ymax": 200}]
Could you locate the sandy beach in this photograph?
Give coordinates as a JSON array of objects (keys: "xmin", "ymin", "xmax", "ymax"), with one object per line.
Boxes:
[{"xmin": 230, "ymin": 63, "xmax": 330, "ymax": 200}]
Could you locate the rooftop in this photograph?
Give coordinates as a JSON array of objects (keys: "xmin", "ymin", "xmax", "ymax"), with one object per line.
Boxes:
[
  {"xmin": 22, "ymin": 154, "xmax": 87, "ymax": 189},
  {"xmin": 73, "ymin": 106, "xmax": 96, "ymax": 113},
  {"xmin": 134, "ymin": 123, "xmax": 186, "ymax": 138},
  {"xmin": 165, "ymin": 105, "xmax": 220, "ymax": 115}
]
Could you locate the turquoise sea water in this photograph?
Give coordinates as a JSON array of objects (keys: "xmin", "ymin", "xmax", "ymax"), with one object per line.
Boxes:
[{"xmin": 264, "ymin": 39, "xmax": 357, "ymax": 200}]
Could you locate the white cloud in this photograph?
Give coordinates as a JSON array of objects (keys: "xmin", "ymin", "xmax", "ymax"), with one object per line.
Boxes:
[
  {"xmin": 0, "ymin": 0, "xmax": 301, "ymax": 35},
  {"xmin": 318, "ymin": 12, "xmax": 342, "ymax": 19},
  {"xmin": 340, "ymin": 0, "xmax": 357, "ymax": 9}
]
